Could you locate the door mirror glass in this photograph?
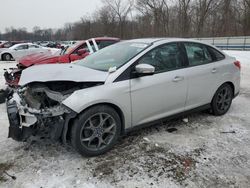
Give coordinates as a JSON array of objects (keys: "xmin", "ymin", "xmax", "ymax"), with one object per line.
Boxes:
[{"xmin": 135, "ymin": 64, "xmax": 155, "ymax": 76}]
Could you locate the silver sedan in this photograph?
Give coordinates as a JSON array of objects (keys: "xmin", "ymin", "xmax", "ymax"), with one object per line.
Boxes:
[{"xmin": 7, "ymin": 38, "xmax": 241, "ymax": 156}]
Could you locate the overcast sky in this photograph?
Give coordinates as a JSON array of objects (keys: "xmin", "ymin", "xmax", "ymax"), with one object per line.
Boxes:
[{"xmin": 0, "ymin": 0, "xmax": 102, "ymax": 33}]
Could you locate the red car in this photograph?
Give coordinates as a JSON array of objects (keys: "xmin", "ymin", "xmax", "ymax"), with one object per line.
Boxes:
[{"xmin": 4, "ymin": 37, "xmax": 120, "ymax": 87}]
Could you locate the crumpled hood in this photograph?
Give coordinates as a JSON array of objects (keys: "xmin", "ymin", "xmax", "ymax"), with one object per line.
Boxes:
[
  {"xmin": 19, "ymin": 52, "xmax": 59, "ymax": 67},
  {"xmin": 19, "ymin": 64, "xmax": 109, "ymax": 86}
]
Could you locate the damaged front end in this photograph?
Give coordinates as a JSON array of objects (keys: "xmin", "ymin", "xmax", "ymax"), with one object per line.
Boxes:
[
  {"xmin": 7, "ymin": 81, "xmax": 102, "ymax": 142},
  {"xmin": 4, "ymin": 67, "xmax": 22, "ymax": 88}
]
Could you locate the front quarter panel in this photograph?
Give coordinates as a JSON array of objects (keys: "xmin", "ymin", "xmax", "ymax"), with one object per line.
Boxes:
[{"xmin": 62, "ymin": 81, "xmax": 132, "ymax": 129}]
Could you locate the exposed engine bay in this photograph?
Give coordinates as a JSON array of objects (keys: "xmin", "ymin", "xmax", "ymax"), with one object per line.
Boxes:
[{"xmin": 7, "ymin": 81, "xmax": 103, "ymax": 141}]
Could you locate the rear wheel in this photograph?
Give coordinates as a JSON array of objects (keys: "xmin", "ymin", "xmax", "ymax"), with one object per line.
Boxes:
[
  {"xmin": 71, "ymin": 105, "xmax": 121, "ymax": 156},
  {"xmin": 211, "ymin": 83, "xmax": 233, "ymax": 116},
  {"xmin": 2, "ymin": 53, "xmax": 12, "ymax": 61}
]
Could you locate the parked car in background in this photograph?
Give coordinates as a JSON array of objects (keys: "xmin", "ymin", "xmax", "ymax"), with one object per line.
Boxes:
[
  {"xmin": 60, "ymin": 40, "xmax": 77, "ymax": 49},
  {"xmin": 4, "ymin": 37, "xmax": 120, "ymax": 87},
  {"xmin": 19, "ymin": 37, "xmax": 120, "ymax": 67},
  {"xmin": 6, "ymin": 38, "xmax": 240, "ymax": 156},
  {"xmin": 0, "ymin": 41, "xmax": 26, "ymax": 49},
  {"xmin": 0, "ymin": 41, "xmax": 7, "ymax": 44},
  {"xmin": 46, "ymin": 42, "xmax": 61, "ymax": 49},
  {"xmin": 38, "ymin": 41, "xmax": 50, "ymax": 47},
  {"xmin": 0, "ymin": 43, "xmax": 60, "ymax": 61}
]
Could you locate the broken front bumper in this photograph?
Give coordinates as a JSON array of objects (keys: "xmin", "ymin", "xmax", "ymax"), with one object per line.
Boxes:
[
  {"xmin": 7, "ymin": 100, "xmax": 37, "ymax": 141},
  {"xmin": 7, "ymin": 101, "xmax": 22, "ymax": 141},
  {"xmin": 6, "ymin": 94, "xmax": 76, "ymax": 142}
]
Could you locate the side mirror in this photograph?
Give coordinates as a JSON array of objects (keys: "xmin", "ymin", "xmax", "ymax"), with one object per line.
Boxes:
[
  {"xmin": 77, "ymin": 49, "xmax": 87, "ymax": 56},
  {"xmin": 135, "ymin": 64, "xmax": 155, "ymax": 76}
]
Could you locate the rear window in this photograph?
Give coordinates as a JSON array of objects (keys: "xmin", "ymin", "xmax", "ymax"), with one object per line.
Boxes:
[
  {"xmin": 208, "ymin": 47, "xmax": 225, "ymax": 61},
  {"xmin": 184, "ymin": 43, "xmax": 213, "ymax": 66},
  {"xmin": 99, "ymin": 40, "xmax": 117, "ymax": 49}
]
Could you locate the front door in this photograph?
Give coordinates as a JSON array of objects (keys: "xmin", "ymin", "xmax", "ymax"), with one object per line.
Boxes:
[{"xmin": 130, "ymin": 43, "xmax": 188, "ymax": 126}]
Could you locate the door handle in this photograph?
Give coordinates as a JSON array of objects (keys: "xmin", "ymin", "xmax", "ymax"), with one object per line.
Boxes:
[
  {"xmin": 211, "ymin": 68, "xmax": 217, "ymax": 73},
  {"xmin": 172, "ymin": 76, "xmax": 184, "ymax": 82}
]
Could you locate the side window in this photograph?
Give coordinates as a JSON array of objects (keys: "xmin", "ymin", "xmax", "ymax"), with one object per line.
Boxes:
[
  {"xmin": 29, "ymin": 45, "xmax": 40, "ymax": 49},
  {"xmin": 138, "ymin": 43, "xmax": 183, "ymax": 73},
  {"xmin": 207, "ymin": 46, "xmax": 225, "ymax": 61},
  {"xmin": 184, "ymin": 43, "xmax": 212, "ymax": 66},
  {"xmin": 72, "ymin": 43, "xmax": 88, "ymax": 54},
  {"xmin": 99, "ymin": 40, "xmax": 117, "ymax": 49},
  {"xmin": 15, "ymin": 45, "xmax": 28, "ymax": 50}
]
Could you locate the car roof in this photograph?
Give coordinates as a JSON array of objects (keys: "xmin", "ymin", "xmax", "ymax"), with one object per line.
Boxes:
[
  {"xmin": 9, "ymin": 43, "xmax": 36, "ymax": 49},
  {"xmin": 126, "ymin": 38, "xmax": 209, "ymax": 45},
  {"xmin": 92, "ymin": 37, "xmax": 120, "ymax": 41}
]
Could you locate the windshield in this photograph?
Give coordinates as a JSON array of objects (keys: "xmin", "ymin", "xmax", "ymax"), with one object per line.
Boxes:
[{"xmin": 76, "ymin": 41, "xmax": 150, "ymax": 71}]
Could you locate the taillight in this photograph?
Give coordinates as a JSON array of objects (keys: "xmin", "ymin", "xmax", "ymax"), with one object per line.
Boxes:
[{"xmin": 234, "ymin": 61, "xmax": 241, "ymax": 70}]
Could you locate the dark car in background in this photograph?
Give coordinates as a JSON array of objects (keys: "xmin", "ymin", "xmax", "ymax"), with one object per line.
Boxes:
[{"xmin": 0, "ymin": 41, "xmax": 26, "ymax": 49}]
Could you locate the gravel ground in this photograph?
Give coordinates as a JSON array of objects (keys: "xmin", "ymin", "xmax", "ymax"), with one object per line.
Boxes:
[{"xmin": 0, "ymin": 51, "xmax": 250, "ymax": 188}]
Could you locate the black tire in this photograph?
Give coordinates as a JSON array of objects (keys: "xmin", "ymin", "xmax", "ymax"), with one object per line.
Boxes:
[
  {"xmin": 2, "ymin": 53, "xmax": 12, "ymax": 61},
  {"xmin": 211, "ymin": 83, "xmax": 233, "ymax": 116},
  {"xmin": 71, "ymin": 105, "xmax": 121, "ymax": 156},
  {"xmin": 0, "ymin": 90, "xmax": 7, "ymax": 104}
]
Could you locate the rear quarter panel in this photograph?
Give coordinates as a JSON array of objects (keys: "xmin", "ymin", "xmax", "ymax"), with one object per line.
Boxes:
[{"xmin": 214, "ymin": 56, "xmax": 241, "ymax": 96}]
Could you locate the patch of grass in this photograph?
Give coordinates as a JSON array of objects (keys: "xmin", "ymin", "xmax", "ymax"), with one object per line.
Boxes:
[{"xmin": 0, "ymin": 163, "xmax": 14, "ymax": 182}]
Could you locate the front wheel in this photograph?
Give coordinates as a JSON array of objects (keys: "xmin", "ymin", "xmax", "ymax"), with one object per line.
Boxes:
[
  {"xmin": 71, "ymin": 105, "xmax": 121, "ymax": 156},
  {"xmin": 211, "ymin": 83, "xmax": 233, "ymax": 116},
  {"xmin": 2, "ymin": 53, "xmax": 13, "ymax": 61}
]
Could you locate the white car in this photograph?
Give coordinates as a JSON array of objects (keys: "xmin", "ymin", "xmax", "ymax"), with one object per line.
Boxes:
[
  {"xmin": 7, "ymin": 38, "xmax": 240, "ymax": 156},
  {"xmin": 0, "ymin": 43, "xmax": 60, "ymax": 61}
]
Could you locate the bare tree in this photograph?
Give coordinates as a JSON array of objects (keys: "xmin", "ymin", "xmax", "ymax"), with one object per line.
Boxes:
[
  {"xmin": 102, "ymin": 0, "xmax": 134, "ymax": 38},
  {"xmin": 193, "ymin": 0, "xmax": 218, "ymax": 37},
  {"xmin": 1, "ymin": 0, "xmax": 250, "ymax": 41},
  {"xmin": 242, "ymin": 0, "xmax": 250, "ymax": 35},
  {"xmin": 178, "ymin": 0, "xmax": 192, "ymax": 37},
  {"xmin": 136, "ymin": 0, "xmax": 170, "ymax": 36}
]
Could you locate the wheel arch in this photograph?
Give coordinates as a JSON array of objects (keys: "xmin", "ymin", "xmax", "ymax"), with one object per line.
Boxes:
[
  {"xmin": 219, "ymin": 81, "xmax": 235, "ymax": 96},
  {"xmin": 1, "ymin": 53, "xmax": 13, "ymax": 60},
  {"xmin": 225, "ymin": 81, "xmax": 235, "ymax": 95},
  {"xmin": 212, "ymin": 81, "xmax": 235, "ymax": 103},
  {"xmin": 66, "ymin": 102, "xmax": 126, "ymax": 142}
]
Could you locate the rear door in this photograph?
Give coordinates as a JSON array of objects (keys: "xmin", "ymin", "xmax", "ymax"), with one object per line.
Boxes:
[
  {"xmin": 183, "ymin": 42, "xmax": 219, "ymax": 110},
  {"xmin": 130, "ymin": 42, "xmax": 188, "ymax": 126},
  {"xmin": 12, "ymin": 44, "xmax": 29, "ymax": 60}
]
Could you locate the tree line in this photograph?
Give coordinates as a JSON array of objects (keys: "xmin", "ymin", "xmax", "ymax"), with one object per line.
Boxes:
[{"xmin": 1, "ymin": 0, "xmax": 250, "ymax": 41}]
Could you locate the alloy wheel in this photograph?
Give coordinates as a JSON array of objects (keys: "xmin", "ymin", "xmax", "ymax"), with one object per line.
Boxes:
[
  {"xmin": 4, "ymin": 54, "xmax": 11, "ymax": 61},
  {"xmin": 80, "ymin": 113, "xmax": 116, "ymax": 151},
  {"xmin": 216, "ymin": 86, "xmax": 232, "ymax": 113}
]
